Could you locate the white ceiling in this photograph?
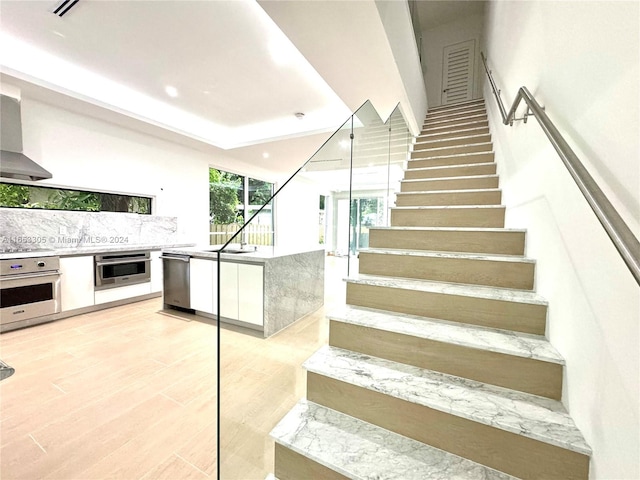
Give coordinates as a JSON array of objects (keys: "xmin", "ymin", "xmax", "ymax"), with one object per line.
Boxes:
[
  {"xmin": 0, "ymin": 0, "xmax": 351, "ymax": 150},
  {"xmin": 416, "ymin": 0, "xmax": 486, "ymax": 30}
]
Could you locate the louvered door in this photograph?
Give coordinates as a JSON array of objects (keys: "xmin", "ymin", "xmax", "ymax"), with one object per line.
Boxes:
[{"xmin": 442, "ymin": 40, "xmax": 475, "ymax": 105}]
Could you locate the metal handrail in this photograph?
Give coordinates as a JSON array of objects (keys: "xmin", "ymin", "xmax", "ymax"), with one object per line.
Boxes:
[{"xmin": 481, "ymin": 52, "xmax": 640, "ymax": 285}]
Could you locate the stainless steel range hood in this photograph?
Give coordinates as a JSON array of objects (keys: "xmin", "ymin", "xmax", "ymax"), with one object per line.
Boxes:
[{"xmin": 0, "ymin": 95, "xmax": 52, "ymax": 181}]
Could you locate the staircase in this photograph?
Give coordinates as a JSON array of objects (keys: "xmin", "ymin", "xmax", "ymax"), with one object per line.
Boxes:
[{"xmin": 270, "ymin": 99, "xmax": 592, "ymax": 479}]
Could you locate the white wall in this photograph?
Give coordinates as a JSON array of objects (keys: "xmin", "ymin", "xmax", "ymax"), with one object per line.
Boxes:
[
  {"xmin": 482, "ymin": 2, "xmax": 639, "ymax": 479},
  {"xmin": 17, "ymin": 97, "xmax": 277, "ymax": 245},
  {"xmin": 422, "ymin": 12, "xmax": 485, "ymax": 107}
]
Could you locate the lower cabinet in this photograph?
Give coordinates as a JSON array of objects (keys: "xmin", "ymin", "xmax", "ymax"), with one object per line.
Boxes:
[
  {"xmin": 190, "ymin": 258, "xmax": 215, "ymax": 314},
  {"xmin": 94, "ymin": 282, "xmax": 152, "ymax": 305},
  {"xmin": 59, "ymin": 256, "xmax": 95, "ymax": 312},
  {"xmin": 189, "ymin": 258, "xmax": 264, "ymax": 327},
  {"xmin": 238, "ymin": 263, "xmax": 264, "ymax": 326}
]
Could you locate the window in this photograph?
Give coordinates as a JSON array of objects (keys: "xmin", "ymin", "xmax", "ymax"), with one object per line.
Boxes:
[
  {"xmin": 209, "ymin": 168, "xmax": 273, "ymax": 246},
  {"xmin": 0, "ymin": 182, "xmax": 151, "ymax": 214}
]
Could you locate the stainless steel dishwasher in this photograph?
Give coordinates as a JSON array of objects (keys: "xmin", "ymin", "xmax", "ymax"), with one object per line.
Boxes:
[{"xmin": 160, "ymin": 253, "xmax": 192, "ymax": 310}]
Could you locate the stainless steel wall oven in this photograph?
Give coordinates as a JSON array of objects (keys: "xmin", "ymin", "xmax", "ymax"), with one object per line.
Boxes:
[
  {"xmin": 0, "ymin": 254, "xmax": 61, "ymax": 327},
  {"xmin": 94, "ymin": 251, "xmax": 151, "ymax": 290}
]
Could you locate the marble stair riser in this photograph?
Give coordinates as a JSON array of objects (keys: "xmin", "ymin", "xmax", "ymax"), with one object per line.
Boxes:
[
  {"xmin": 395, "ymin": 189, "xmax": 502, "ymax": 207},
  {"xmin": 413, "ymin": 133, "xmax": 492, "ymax": 151},
  {"xmin": 274, "ymin": 444, "xmax": 349, "ymax": 480},
  {"xmin": 390, "ymin": 206, "xmax": 506, "ymax": 228},
  {"xmin": 416, "ymin": 126, "xmax": 490, "ymax": 144},
  {"xmin": 411, "ymin": 142, "xmax": 493, "ymax": 160},
  {"xmin": 345, "ymin": 282, "xmax": 547, "ymax": 335},
  {"xmin": 408, "ymin": 151, "xmax": 495, "ymax": 169},
  {"xmin": 423, "ymin": 113, "xmax": 488, "ymax": 130},
  {"xmin": 401, "ymin": 175, "xmax": 500, "ymax": 192},
  {"xmin": 358, "ymin": 251, "xmax": 535, "ymax": 290},
  {"xmin": 404, "ymin": 163, "xmax": 497, "ymax": 180},
  {"xmin": 328, "ymin": 320, "xmax": 562, "ymax": 399},
  {"xmin": 424, "ymin": 107, "xmax": 487, "ymax": 124},
  {"xmin": 421, "ymin": 119, "xmax": 490, "ymax": 136},
  {"xmin": 306, "ymin": 373, "xmax": 589, "ymax": 480},
  {"xmin": 368, "ymin": 228, "xmax": 526, "ymax": 255}
]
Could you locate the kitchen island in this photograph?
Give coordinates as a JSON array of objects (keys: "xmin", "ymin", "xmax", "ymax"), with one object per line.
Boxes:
[{"xmin": 162, "ymin": 246, "xmax": 325, "ymax": 337}]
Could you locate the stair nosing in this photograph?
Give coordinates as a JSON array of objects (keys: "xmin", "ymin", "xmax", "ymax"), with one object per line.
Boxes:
[
  {"xmin": 304, "ymin": 346, "xmax": 591, "ymax": 456},
  {"xmin": 328, "ymin": 305, "xmax": 564, "ymax": 365},
  {"xmin": 359, "ymin": 248, "xmax": 535, "ymax": 264},
  {"xmin": 270, "ymin": 399, "xmax": 518, "ymax": 480},
  {"xmin": 346, "ymin": 273, "xmax": 547, "ymax": 305}
]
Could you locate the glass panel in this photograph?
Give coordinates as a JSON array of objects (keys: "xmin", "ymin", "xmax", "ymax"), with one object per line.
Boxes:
[
  {"xmin": 217, "ymin": 112, "xmax": 355, "ymax": 480},
  {"xmin": 0, "ymin": 182, "xmax": 151, "ymax": 213},
  {"xmin": 216, "ymin": 101, "xmax": 411, "ymax": 479}
]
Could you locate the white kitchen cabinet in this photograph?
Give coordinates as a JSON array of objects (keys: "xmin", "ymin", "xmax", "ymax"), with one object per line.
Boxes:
[
  {"xmin": 219, "ymin": 262, "xmax": 238, "ymax": 319},
  {"xmin": 59, "ymin": 256, "xmax": 95, "ymax": 311},
  {"xmin": 150, "ymin": 251, "xmax": 163, "ymax": 293},
  {"xmin": 238, "ymin": 263, "xmax": 264, "ymax": 326},
  {"xmin": 189, "ymin": 258, "xmax": 215, "ymax": 314},
  {"xmin": 94, "ymin": 282, "xmax": 152, "ymax": 304}
]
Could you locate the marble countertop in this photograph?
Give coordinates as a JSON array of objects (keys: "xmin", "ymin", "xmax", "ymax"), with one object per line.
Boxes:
[
  {"xmin": 162, "ymin": 245, "xmax": 325, "ymax": 263},
  {"xmin": 0, "ymin": 243, "xmax": 194, "ymax": 260}
]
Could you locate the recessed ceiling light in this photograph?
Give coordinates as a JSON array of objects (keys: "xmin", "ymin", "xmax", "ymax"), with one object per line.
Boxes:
[
  {"xmin": 262, "ymin": 152, "xmax": 270, "ymax": 159},
  {"xmin": 165, "ymin": 85, "xmax": 178, "ymax": 98}
]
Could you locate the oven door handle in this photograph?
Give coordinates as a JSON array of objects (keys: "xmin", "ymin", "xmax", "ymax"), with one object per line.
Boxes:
[
  {"xmin": 95, "ymin": 258, "xmax": 152, "ymax": 267},
  {"xmin": 0, "ymin": 270, "xmax": 61, "ymax": 282}
]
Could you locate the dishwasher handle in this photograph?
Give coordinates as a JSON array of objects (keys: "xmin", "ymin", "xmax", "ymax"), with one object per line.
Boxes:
[{"xmin": 160, "ymin": 255, "xmax": 190, "ymax": 262}]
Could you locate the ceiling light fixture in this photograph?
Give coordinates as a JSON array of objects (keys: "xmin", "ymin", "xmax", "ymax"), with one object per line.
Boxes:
[
  {"xmin": 165, "ymin": 85, "xmax": 178, "ymax": 98},
  {"xmin": 294, "ymin": 112, "xmax": 305, "ymax": 120},
  {"xmin": 262, "ymin": 152, "xmax": 270, "ymax": 159}
]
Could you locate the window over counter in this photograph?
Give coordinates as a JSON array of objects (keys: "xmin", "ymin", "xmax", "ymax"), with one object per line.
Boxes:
[
  {"xmin": 0, "ymin": 182, "xmax": 152, "ymax": 214},
  {"xmin": 209, "ymin": 168, "xmax": 274, "ymax": 246}
]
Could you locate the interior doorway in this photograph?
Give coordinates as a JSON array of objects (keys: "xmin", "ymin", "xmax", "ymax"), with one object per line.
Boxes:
[{"xmin": 441, "ymin": 39, "xmax": 476, "ymax": 105}]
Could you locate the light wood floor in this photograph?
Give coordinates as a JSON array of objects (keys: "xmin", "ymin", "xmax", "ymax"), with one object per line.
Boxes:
[{"xmin": 0, "ymin": 256, "xmax": 349, "ymax": 479}]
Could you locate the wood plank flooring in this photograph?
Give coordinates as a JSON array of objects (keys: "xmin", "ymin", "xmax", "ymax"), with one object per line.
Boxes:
[{"xmin": 0, "ymin": 257, "xmax": 346, "ymax": 479}]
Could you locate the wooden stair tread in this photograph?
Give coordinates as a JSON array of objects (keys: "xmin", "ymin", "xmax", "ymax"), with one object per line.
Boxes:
[
  {"xmin": 271, "ymin": 399, "xmax": 517, "ymax": 480},
  {"xmin": 304, "ymin": 346, "xmax": 591, "ymax": 456},
  {"xmin": 345, "ymin": 273, "xmax": 547, "ymax": 305},
  {"xmin": 328, "ymin": 305, "xmax": 563, "ymax": 365}
]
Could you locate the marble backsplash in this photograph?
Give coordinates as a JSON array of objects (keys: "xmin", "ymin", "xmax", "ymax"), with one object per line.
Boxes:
[{"xmin": 0, "ymin": 208, "xmax": 178, "ymax": 250}]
